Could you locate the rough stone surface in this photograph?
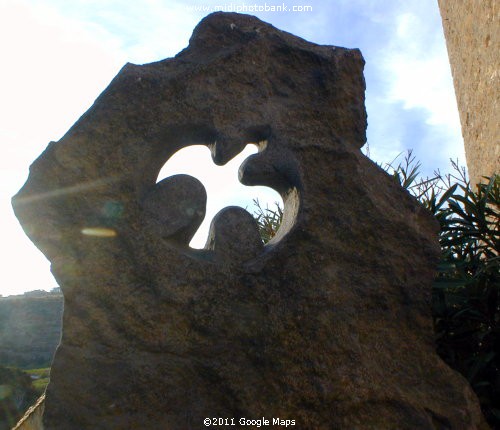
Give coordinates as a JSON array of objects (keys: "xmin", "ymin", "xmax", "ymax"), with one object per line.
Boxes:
[
  {"xmin": 438, "ymin": 0, "xmax": 499, "ymax": 186},
  {"xmin": 13, "ymin": 12, "xmax": 485, "ymax": 430}
]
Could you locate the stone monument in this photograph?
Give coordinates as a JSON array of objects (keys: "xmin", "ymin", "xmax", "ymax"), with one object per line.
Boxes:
[{"xmin": 13, "ymin": 12, "xmax": 485, "ymax": 429}]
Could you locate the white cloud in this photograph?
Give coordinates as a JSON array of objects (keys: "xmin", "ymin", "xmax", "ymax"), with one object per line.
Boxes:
[
  {"xmin": 385, "ymin": 12, "xmax": 461, "ymax": 128},
  {"xmin": 377, "ymin": 7, "xmax": 465, "ymax": 168}
]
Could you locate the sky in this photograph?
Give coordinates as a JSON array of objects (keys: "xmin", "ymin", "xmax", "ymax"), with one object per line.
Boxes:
[{"xmin": 0, "ymin": 0, "xmax": 464, "ymax": 296}]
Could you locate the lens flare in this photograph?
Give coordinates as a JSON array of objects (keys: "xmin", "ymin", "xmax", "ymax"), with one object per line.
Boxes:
[{"xmin": 81, "ymin": 227, "xmax": 117, "ymax": 238}]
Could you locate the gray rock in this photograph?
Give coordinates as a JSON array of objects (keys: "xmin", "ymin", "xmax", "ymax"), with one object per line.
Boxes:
[
  {"xmin": 141, "ymin": 174, "xmax": 206, "ymax": 245},
  {"xmin": 13, "ymin": 12, "xmax": 485, "ymax": 430},
  {"xmin": 205, "ymin": 206, "xmax": 263, "ymax": 264}
]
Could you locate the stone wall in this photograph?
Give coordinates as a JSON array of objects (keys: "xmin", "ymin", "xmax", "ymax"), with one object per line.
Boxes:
[{"xmin": 438, "ymin": 0, "xmax": 499, "ymax": 186}]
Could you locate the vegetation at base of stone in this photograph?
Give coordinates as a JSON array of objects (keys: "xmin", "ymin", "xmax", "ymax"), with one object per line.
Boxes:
[
  {"xmin": 251, "ymin": 198, "xmax": 283, "ymax": 243},
  {"xmin": 24, "ymin": 368, "xmax": 50, "ymax": 394},
  {"xmin": 253, "ymin": 152, "xmax": 499, "ymax": 428},
  {"xmin": 386, "ymin": 152, "xmax": 499, "ymax": 428},
  {"xmin": 0, "ymin": 365, "xmax": 39, "ymax": 430}
]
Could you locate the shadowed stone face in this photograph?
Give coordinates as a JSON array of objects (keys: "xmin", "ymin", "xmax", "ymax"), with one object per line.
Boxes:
[{"xmin": 13, "ymin": 12, "xmax": 485, "ymax": 430}]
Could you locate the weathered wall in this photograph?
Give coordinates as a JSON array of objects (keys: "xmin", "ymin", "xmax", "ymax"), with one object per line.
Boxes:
[{"xmin": 438, "ymin": 0, "xmax": 499, "ymax": 186}]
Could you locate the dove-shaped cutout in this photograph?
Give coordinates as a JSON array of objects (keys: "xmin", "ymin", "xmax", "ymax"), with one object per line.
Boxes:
[{"xmin": 141, "ymin": 137, "xmax": 298, "ymax": 264}]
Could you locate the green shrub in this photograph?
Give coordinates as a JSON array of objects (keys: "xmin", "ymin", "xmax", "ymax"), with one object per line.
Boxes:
[
  {"xmin": 24, "ymin": 368, "xmax": 50, "ymax": 394},
  {"xmin": 252, "ymin": 198, "xmax": 283, "ymax": 244}
]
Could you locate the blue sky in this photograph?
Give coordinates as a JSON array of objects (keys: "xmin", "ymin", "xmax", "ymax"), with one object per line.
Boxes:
[{"xmin": 0, "ymin": 0, "xmax": 463, "ymax": 296}]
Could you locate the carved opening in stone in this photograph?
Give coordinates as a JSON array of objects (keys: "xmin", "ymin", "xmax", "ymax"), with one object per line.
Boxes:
[{"xmin": 156, "ymin": 143, "xmax": 285, "ymax": 249}]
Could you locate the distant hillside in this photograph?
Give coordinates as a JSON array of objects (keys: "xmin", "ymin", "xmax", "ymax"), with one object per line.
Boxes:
[
  {"xmin": 0, "ymin": 365, "xmax": 39, "ymax": 430},
  {"xmin": 0, "ymin": 291, "xmax": 63, "ymax": 368}
]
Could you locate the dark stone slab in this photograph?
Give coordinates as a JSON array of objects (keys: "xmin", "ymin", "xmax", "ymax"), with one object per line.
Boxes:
[{"xmin": 13, "ymin": 12, "xmax": 485, "ymax": 430}]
